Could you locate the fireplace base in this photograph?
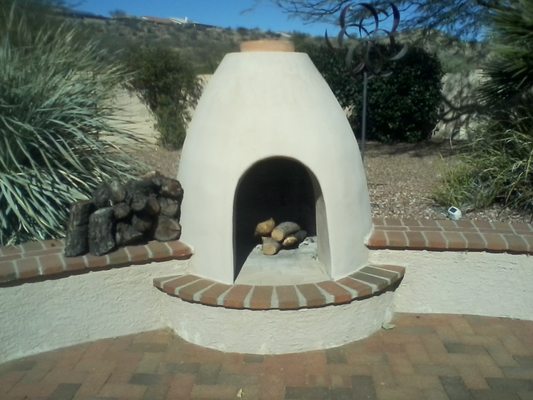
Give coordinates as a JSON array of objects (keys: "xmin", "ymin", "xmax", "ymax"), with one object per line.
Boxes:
[
  {"xmin": 154, "ymin": 260, "xmax": 404, "ymax": 352},
  {"xmin": 159, "ymin": 286, "xmax": 397, "ymax": 355}
]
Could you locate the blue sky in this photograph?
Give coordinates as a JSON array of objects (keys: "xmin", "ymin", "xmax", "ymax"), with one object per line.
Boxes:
[{"xmin": 75, "ymin": 0, "xmax": 334, "ymax": 36}]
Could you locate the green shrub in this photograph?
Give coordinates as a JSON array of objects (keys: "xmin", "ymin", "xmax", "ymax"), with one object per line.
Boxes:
[
  {"xmin": 301, "ymin": 43, "xmax": 444, "ymax": 143},
  {"xmin": 124, "ymin": 46, "xmax": 201, "ymax": 149},
  {"xmin": 0, "ymin": 4, "xmax": 144, "ymax": 245},
  {"xmin": 433, "ymin": 118, "xmax": 533, "ymax": 213},
  {"xmin": 433, "ymin": 163, "xmax": 482, "ymax": 211}
]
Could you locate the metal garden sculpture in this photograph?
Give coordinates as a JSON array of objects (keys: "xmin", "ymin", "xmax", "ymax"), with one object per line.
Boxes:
[{"xmin": 326, "ymin": 2, "xmax": 407, "ymax": 159}]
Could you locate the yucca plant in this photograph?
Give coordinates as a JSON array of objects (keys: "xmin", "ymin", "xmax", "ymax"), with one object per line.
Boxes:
[
  {"xmin": 478, "ymin": 0, "xmax": 533, "ymax": 117},
  {"xmin": 434, "ymin": 0, "xmax": 533, "ymax": 217},
  {"xmin": 0, "ymin": 4, "xmax": 145, "ymax": 245}
]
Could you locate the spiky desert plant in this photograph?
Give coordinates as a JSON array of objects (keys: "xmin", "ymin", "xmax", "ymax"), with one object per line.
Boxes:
[
  {"xmin": 0, "ymin": 5, "xmax": 144, "ymax": 245},
  {"xmin": 478, "ymin": 0, "xmax": 533, "ymax": 119},
  {"xmin": 434, "ymin": 0, "xmax": 533, "ymax": 216}
]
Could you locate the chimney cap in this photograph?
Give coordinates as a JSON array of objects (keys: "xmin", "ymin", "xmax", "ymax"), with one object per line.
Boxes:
[{"xmin": 240, "ymin": 40, "xmax": 295, "ymax": 52}]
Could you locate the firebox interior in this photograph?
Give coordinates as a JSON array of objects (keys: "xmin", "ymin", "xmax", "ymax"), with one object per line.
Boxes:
[{"xmin": 233, "ymin": 157, "xmax": 322, "ymax": 281}]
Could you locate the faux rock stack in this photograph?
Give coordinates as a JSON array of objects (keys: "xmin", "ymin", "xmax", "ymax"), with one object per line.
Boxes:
[
  {"xmin": 255, "ymin": 218, "xmax": 307, "ymax": 256},
  {"xmin": 64, "ymin": 171, "xmax": 183, "ymax": 257}
]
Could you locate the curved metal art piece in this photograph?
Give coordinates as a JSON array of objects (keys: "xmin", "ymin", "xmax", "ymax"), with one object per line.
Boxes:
[{"xmin": 326, "ymin": 2, "xmax": 407, "ymax": 159}]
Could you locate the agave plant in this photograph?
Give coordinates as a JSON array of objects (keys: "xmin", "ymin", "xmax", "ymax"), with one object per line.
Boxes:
[{"xmin": 0, "ymin": 5, "xmax": 145, "ymax": 245}]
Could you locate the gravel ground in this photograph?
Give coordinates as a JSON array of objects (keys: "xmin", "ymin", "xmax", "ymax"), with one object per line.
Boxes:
[
  {"xmin": 363, "ymin": 141, "xmax": 530, "ymax": 223},
  {"xmin": 133, "ymin": 141, "xmax": 531, "ymax": 223}
]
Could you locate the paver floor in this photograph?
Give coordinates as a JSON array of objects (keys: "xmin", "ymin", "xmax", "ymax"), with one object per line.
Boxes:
[{"xmin": 1, "ymin": 313, "xmax": 533, "ymax": 400}]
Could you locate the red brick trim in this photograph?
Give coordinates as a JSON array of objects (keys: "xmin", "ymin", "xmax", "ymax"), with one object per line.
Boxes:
[
  {"xmin": 153, "ymin": 264, "xmax": 405, "ymax": 311},
  {"xmin": 0, "ymin": 240, "xmax": 192, "ymax": 285},
  {"xmin": 1, "ymin": 218, "xmax": 530, "ymax": 287},
  {"xmin": 367, "ymin": 217, "xmax": 533, "ymax": 254}
]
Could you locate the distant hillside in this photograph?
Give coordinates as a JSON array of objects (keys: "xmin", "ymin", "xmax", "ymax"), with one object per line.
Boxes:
[
  {"xmin": 397, "ymin": 30, "xmax": 488, "ymax": 74},
  {"xmin": 63, "ymin": 12, "xmax": 488, "ymax": 143},
  {"xmin": 71, "ymin": 16, "xmax": 283, "ymax": 73},
  {"xmin": 67, "ymin": 12, "xmax": 487, "ymax": 75}
]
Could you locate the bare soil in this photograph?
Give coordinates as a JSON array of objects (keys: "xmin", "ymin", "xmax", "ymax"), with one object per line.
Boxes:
[{"xmin": 133, "ymin": 140, "xmax": 531, "ymax": 223}]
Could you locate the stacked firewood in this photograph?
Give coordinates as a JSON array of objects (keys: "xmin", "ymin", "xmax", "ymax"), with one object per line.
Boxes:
[
  {"xmin": 255, "ymin": 218, "xmax": 307, "ymax": 256},
  {"xmin": 64, "ymin": 171, "xmax": 183, "ymax": 257}
]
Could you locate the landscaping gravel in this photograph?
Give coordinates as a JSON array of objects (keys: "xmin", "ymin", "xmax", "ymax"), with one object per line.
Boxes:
[
  {"xmin": 363, "ymin": 141, "xmax": 530, "ymax": 223},
  {"xmin": 133, "ymin": 140, "xmax": 531, "ymax": 224}
]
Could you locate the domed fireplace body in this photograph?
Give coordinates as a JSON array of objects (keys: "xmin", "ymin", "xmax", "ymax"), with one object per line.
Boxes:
[{"xmin": 178, "ymin": 41, "xmax": 372, "ymax": 285}]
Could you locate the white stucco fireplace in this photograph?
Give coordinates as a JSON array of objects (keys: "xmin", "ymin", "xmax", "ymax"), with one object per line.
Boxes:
[
  {"xmin": 178, "ymin": 40, "xmax": 373, "ymax": 285},
  {"xmin": 152, "ymin": 40, "xmax": 405, "ymax": 354}
]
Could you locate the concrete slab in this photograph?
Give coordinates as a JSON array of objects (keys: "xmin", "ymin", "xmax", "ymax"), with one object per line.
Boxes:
[{"xmin": 235, "ymin": 238, "xmax": 330, "ymax": 285}]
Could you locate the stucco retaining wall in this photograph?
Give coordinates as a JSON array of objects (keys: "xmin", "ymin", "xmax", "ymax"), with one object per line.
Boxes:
[
  {"xmin": 0, "ymin": 220, "xmax": 531, "ymax": 362},
  {"xmin": 1, "ymin": 249, "xmax": 531, "ymax": 362},
  {"xmin": 0, "ymin": 260, "xmax": 188, "ymax": 364},
  {"xmin": 370, "ymin": 250, "xmax": 533, "ymax": 320}
]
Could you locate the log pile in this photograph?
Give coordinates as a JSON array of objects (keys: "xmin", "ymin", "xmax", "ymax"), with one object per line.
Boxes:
[
  {"xmin": 255, "ymin": 218, "xmax": 307, "ymax": 256},
  {"xmin": 64, "ymin": 171, "xmax": 183, "ymax": 257}
]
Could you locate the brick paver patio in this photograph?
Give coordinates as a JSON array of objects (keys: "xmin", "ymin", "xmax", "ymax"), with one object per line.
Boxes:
[{"xmin": 1, "ymin": 313, "xmax": 533, "ymax": 400}]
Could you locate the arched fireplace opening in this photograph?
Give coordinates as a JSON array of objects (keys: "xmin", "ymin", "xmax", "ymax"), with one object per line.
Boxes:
[{"xmin": 233, "ymin": 157, "xmax": 323, "ymax": 281}]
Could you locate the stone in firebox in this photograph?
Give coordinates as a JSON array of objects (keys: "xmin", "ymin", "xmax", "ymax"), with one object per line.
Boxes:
[
  {"xmin": 145, "ymin": 194, "xmax": 161, "ymax": 216},
  {"xmin": 88, "ymin": 207, "xmax": 115, "ymax": 256},
  {"xmin": 130, "ymin": 192, "xmax": 148, "ymax": 212},
  {"xmin": 126, "ymin": 179, "xmax": 156, "ymax": 197},
  {"xmin": 125, "ymin": 179, "xmax": 155, "ymax": 211},
  {"xmin": 141, "ymin": 170, "xmax": 164, "ymax": 189}
]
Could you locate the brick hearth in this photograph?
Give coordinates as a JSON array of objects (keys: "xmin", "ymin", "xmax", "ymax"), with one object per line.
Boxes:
[{"xmin": 153, "ymin": 264, "xmax": 405, "ymax": 310}]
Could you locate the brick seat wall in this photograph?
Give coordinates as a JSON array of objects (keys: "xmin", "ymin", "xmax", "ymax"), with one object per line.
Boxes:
[
  {"xmin": 0, "ymin": 240, "xmax": 192, "ymax": 285},
  {"xmin": 368, "ymin": 218, "xmax": 533, "ymax": 253},
  {"xmin": 1, "ymin": 218, "xmax": 531, "ymax": 311}
]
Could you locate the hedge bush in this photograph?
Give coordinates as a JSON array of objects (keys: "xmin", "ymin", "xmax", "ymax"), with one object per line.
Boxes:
[{"xmin": 301, "ymin": 42, "xmax": 443, "ymax": 143}]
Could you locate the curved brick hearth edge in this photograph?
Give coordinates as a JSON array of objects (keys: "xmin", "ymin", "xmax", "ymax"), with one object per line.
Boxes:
[
  {"xmin": 0, "ymin": 217, "xmax": 531, "ymax": 309},
  {"xmin": 153, "ymin": 264, "xmax": 404, "ymax": 311}
]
